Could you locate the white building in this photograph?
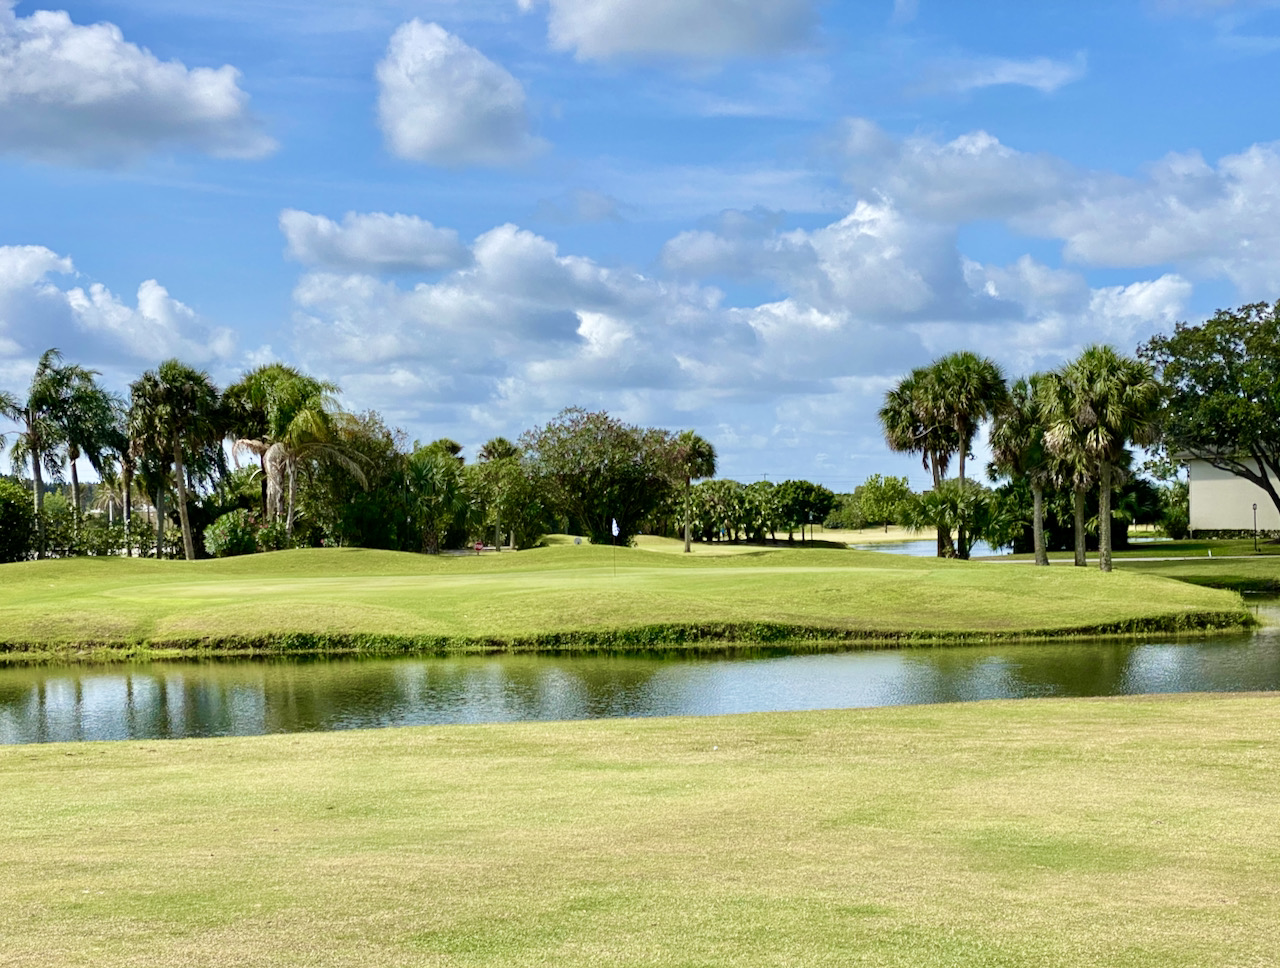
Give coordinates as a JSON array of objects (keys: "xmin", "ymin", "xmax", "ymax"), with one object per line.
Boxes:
[{"xmin": 1186, "ymin": 459, "xmax": 1280, "ymax": 534}]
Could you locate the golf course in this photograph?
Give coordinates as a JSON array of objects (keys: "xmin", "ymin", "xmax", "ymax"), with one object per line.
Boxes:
[
  {"xmin": 0, "ymin": 539, "xmax": 1254, "ymax": 659},
  {"xmin": 2, "ymin": 541, "xmax": 1276, "ymax": 968},
  {"xmin": 3, "ymin": 693, "xmax": 1277, "ymax": 967}
]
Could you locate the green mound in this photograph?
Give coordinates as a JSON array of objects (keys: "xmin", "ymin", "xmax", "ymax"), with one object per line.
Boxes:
[{"xmin": 0, "ymin": 544, "xmax": 1249, "ymax": 659}]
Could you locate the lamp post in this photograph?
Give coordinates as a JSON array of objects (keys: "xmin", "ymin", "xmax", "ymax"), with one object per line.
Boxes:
[{"xmin": 1253, "ymin": 503, "xmax": 1258, "ymax": 553}]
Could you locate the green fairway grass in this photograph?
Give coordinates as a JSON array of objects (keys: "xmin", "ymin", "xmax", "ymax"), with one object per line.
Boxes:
[
  {"xmin": 0, "ymin": 543, "xmax": 1249, "ymax": 658},
  {"xmin": 1121, "ymin": 554, "xmax": 1280, "ymax": 592},
  {"xmin": 1, "ymin": 695, "xmax": 1277, "ymax": 967}
]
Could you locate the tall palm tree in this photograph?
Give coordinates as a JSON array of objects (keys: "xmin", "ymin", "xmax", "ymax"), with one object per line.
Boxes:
[
  {"xmin": 268, "ymin": 377, "xmax": 366, "ymax": 535},
  {"xmin": 55, "ymin": 370, "xmax": 122, "ymax": 533},
  {"xmin": 224, "ymin": 363, "xmax": 309, "ymax": 518},
  {"xmin": 932, "ymin": 351, "xmax": 1007, "ymax": 559},
  {"xmin": 129, "ymin": 360, "xmax": 222, "ymax": 561},
  {"xmin": 671, "ymin": 430, "xmax": 717, "ymax": 553},
  {"xmin": 1, "ymin": 349, "xmax": 75, "ymax": 558},
  {"xmin": 477, "ymin": 437, "xmax": 521, "ymax": 548},
  {"xmin": 990, "ymin": 375, "xmax": 1051, "ymax": 566},
  {"xmin": 879, "ymin": 367, "xmax": 961, "ymax": 556},
  {"xmin": 227, "ymin": 366, "xmax": 365, "ymax": 535},
  {"xmin": 1039, "ymin": 370, "xmax": 1094, "ymax": 567},
  {"xmin": 1043, "ymin": 346, "xmax": 1160, "ymax": 572}
]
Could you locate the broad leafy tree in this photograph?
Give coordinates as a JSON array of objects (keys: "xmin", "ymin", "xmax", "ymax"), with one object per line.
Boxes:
[
  {"xmin": 857, "ymin": 474, "xmax": 911, "ymax": 532},
  {"xmin": 774, "ymin": 479, "xmax": 836, "ymax": 543},
  {"xmin": 520, "ymin": 408, "xmax": 675, "ymax": 546},
  {"xmin": 1139, "ymin": 300, "xmax": 1280, "ymax": 520}
]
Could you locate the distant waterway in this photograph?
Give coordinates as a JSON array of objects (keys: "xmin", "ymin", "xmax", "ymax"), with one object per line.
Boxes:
[
  {"xmin": 2, "ymin": 599, "xmax": 1276, "ymax": 743},
  {"xmin": 847, "ymin": 538, "xmax": 1003, "ymax": 557}
]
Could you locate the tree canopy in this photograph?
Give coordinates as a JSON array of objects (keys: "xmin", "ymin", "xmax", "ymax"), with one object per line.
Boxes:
[
  {"xmin": 520, "ymin": 408, "xmax": 675, "ymax": 546},
  {"xmin": 1140, "ymin": 300, "xmax": 1280, "ymax": 519}
]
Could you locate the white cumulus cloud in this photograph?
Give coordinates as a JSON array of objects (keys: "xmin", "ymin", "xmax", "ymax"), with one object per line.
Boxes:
[
  {"xmin": 376, "ymin": 20, "xmax": 544, "ymax": 167},
  {"xmin": 0, "ymin": 1, "xmax": 274, "ymax": 164},
  {"xmin": 0, "ymin": 244, "xmax": 235, "ymax": 369},
  {"xmin": 517, "ymin": 0, "xmax": 816, "ymax": 61},
  {"xmin": 280, "ymin": 209, "xmax": 471, "ymax": 273}
]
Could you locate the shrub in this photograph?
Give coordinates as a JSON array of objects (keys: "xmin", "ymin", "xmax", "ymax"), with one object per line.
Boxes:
[
  {"xmin": 204, "ymin": 509, "xmax": 258, "ymax": 558},
  {"xmin": 255, "ymin": 519, "xmax": 294, "ymax": 553},
  {"xmin": 0, "ymin": 478, "xmax": 37, "ymax": 563},
  {"xmin": 39, "ymin": 492, "xmax": 77, "ymax": 557}
]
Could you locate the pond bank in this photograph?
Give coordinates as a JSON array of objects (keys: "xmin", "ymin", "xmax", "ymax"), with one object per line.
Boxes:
[{"xmin": 0, "ymin": 610, "xmax": 1256, "ymax": 664}]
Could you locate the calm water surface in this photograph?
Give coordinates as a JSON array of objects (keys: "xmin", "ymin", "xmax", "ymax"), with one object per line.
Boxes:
[
  {"xmin": 2, "ymin": 601, "xmax": 1277, "ymax": 744},
  {"xmin": 848, "ymin": 538, "xmax": 1002, "ymax": 557}
]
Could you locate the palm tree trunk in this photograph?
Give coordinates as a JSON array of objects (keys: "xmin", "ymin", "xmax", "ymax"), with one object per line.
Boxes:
[
  {"xmin": 930, "ymin": 453, "xmax": 950, "ymax": 558},
  {"xmin": 683, "ymin": 477, "xmax": 692, "ymax": 553},
  {"xmin": 1032, "ymin": 483, "xmax": 1048, "ymax": 567},
  {"xmin": 1073, "ymin": 487, "xmax": 1087, "ymax": 567},
  {"xmin": 957, "ymin": 450, "xmax": 968, "ymax": 561},
  {"xmin": 69, "ymin": 458, "xmax": 81, "ymax": 538},
  {"xmin": 122, "ymin": 465, "xmax": 133, "ymax": 558},
  {"xmin": 155, "ymin": 486, "xmax": 165, "ymax": 559},
  {"xmin": 173, "ymin": 442, "xmax": 196, "ymax": 561},
  {"xmin": 286, "ymin": 460, "xmax": 298, "ymax": 537},
  {"xmin": 258, "ymin": 452, "xmax": 268, "ymax": 519},
  {"xmin": 1099, "ymin": 462, "xmax": 1113, "ymax": 573},
  {"xmin": 31, "ymin": 444, "xmax": 45, "ymax": 560}
]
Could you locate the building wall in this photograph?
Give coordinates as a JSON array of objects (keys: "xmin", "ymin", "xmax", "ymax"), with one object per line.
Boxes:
[{"xmin": 1187, "ymin": 460, "xmax": 1280, "ymax": 531}]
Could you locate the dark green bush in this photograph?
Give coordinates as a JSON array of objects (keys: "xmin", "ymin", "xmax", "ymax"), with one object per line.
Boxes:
[
  {"xmin": 255, "ymin": 519, "xmax": 294, "ymax": 552},
  {"xmin": 204, "ymin": 509, "xmax": 258, "ymax": 558},
  {"xmin": 0, "ymin": 478, "xmax": 37, "ymax": 563}
]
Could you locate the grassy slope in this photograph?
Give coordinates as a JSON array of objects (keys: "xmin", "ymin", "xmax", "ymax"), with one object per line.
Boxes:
[
  {"xmin": 0, "ymin": 543, "xmax": 1248, "ymax": 654},
  {"xmin": 1120, "ymin": 554, "xmax": 1280, "ymax": 591},
  {"xmin": 2, "ymin": 695, "xmax": 1277, "ymax": 967}
]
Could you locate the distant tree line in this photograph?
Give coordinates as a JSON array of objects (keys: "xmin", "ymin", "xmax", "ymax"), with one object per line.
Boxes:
[
  {"xmin": 0, "ymin": 356, "xmax": 746, "ymax": 562},
  {"xmin": 870, "ymin": 298, "xmax": 1280, "ymax": 570},
  {"xmin": 2, "ymin": 300, "xmax": 1274, "ymax": 566}
]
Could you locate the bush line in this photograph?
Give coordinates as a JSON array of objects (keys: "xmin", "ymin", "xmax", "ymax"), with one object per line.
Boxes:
[{"xmin": 0, "ymin": 610, "xmax": 1254, "ymax": 662}]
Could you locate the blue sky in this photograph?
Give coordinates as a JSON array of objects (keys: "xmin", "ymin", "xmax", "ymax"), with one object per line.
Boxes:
[{"xmin": 3, "ymin": 0, "xmax": 1280, "ymax": 491}]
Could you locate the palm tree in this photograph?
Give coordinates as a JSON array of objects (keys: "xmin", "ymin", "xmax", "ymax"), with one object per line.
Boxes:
[
  {"xmin": 224, "ymin": 363, "xmax": 305, "ymax": 518},
  {"xmin": 407, "ymin": 445, "xmax": 465, "ymax": 554},
  {"xmin": 879, "ymin": 367, "xmax": 961, "ymax": 556},
  {"xmin": 932, "ymin": 352, "xmax": 1007, "ymax": 558},
  {"xmin": 671, "ymin": 430, "xmax": 717, "ymax": 553},
  {"xmin": 1043, "ymin": 346, "xmax": 1160, "ymax": 572},
  {"xmin": 268, "ymin": 377, "xmax": 366, "ymax": 536},
  {"xmin": 477, "ymin": 437, "xmax": 521, "ymax": 548},
  {"xmin": 1039, "ymin": 370, "xmax": 1094, "ymax": 567},
  {"xmin": 226, "ymin": 366, "xmax": 365, "ymax": 535},
  {"xmin": 55, "ymin": 370, "xmax": 122, "ymax": 534},
  {"xmin": 1, "ymin": 349, "xmax": 76, "ymax": 558},
  {"xmin": 990, "ymin": 375, "xmax": 1051, "ymax": 566},
  {"xmin": 129, "ymin": 360, "xmax": 222, "ymax": 561},
  {"xmin": 478, "ymin": 436, "xmax": 518, "ymax": 462}
]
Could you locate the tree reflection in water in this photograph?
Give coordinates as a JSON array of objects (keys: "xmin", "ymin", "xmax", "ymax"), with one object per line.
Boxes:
[{"xmin": 1, "ymin": 626, "xmax": 1278, "ymax": 744}]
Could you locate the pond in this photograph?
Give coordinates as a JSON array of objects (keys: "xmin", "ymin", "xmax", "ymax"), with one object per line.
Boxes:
[
  {"xmin": 2, "ymin": 601, "xmax": 1277, "ymax": 744},
  {"xmin": 847, "ymin": 538, "xmax": 1003, "ymax": 557}
]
